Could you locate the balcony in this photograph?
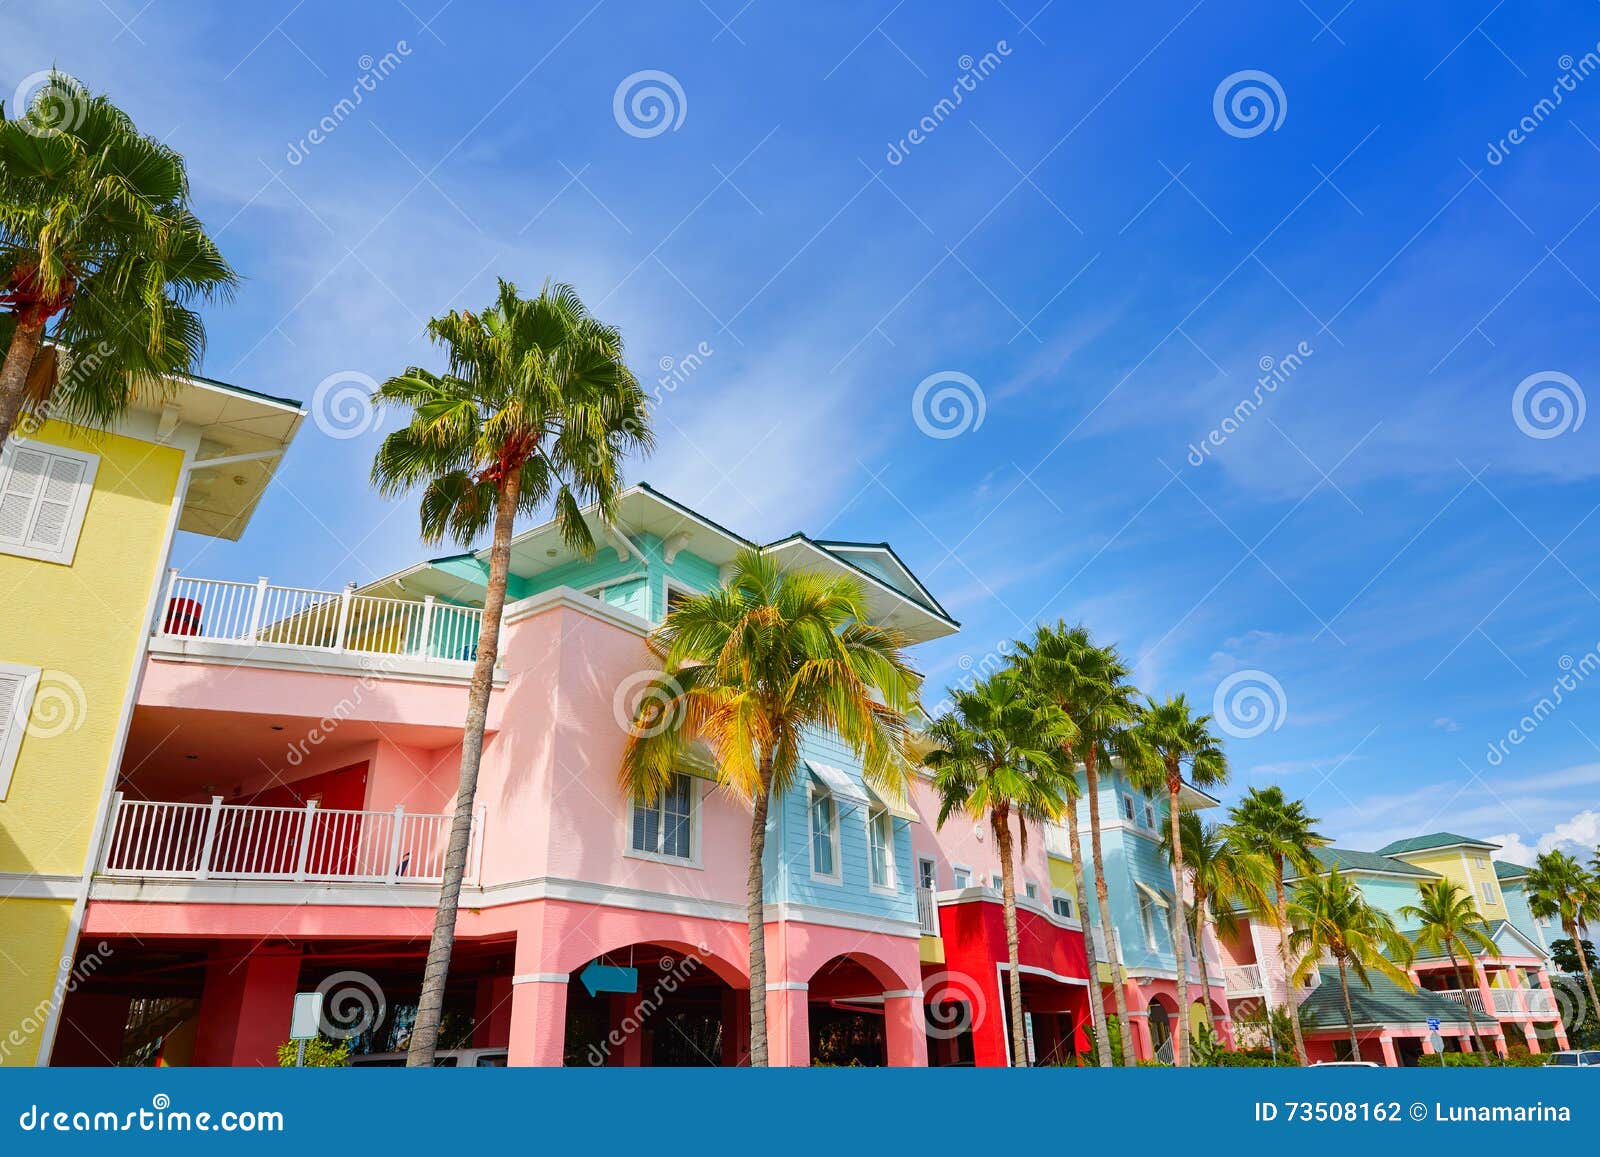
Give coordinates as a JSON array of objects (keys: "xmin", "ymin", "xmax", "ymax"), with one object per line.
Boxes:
[
  {"xmin": 1044, "ymin": 823, "xmax": 1074, "ymax": 860},
  {"xmin": 151, "ymin": 571, "xmax": 489, "ymax": 674},
  {"xmin": 1434, "ymin": 987, "xmax": 1555, "ymax": 1018},
  {"xmin": 1224, "ymin": 964, "xmax": 1262, "ymax": 994},
  {"xmin": 916, "ymin": 886, "xmax": 939, "ymax": 935},
  {"xmin": 99, "ymin": 795, "xmax": 482, "ymax": 886},
  {"xmin": 1436, "ymin": 987, "xmax": 1486, "ymax": 1015}
]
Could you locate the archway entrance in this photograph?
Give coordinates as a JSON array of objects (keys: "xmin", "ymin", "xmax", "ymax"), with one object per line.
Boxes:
[
  {"xmin": 1148, "ymin": 997, "xmax": 1175, "ymax": 1063},
  {"xmin": 808, "ymin": 955, "xmax": 894, "ymax": 1067},
  {"xmin": 562, "ymin": 942, "xmax": 747, "ymax": 1067}
]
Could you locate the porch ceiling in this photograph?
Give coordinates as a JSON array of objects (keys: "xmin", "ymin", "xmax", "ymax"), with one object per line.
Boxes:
[{"xmin": 120, "ymin": 705, "xmax": 467, "ymax": 800}]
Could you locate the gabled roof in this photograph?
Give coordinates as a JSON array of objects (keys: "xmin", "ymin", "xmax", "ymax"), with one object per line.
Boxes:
[
  {"xmin": 1407, "ymin": 919, "xmax": 1545, "ymax": 962},
  {"xmin": 1493, "ymin": 860, "xmax": 1531, "ymax": 882},
  {"xmin": 1298, "ymin": 966, "xmax": 1476, "ymax": 1031},
  {"xmin": 1288, "ymin": 846, "xmax": 1440, "ymax": 881},
  {"xmin": 359, "ymin": 482, "xmax": 958, "ymax": 642},
  {"xmin": 1377, "ymin": 832, "xmax": 1500, "ymax": 855}
]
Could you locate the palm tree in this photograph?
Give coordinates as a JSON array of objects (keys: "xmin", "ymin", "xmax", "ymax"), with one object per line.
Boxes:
[
  {"xmin": 619, "ymin": 550, "xmax": 919, "ymax": 1066},
  {"xmin": 1528, "ymin": 851, "xmax": 1600, "ymax": 1024},
  {"xmin": 1227, "ymin": 786, "xmax": 1328, "ymax": 1064},
  {"xmin": 373, "ymin": 278, "xmax": 651, "ymax": 1065},
  {"xmin": 1, "ymin": 73, "xmax": 237, "ymax": 444},
  {"xmin": 924, "ymin": 670, "xmax": 1075, "ymax": 1067},
  {"xmin": 1161, "ymin": 809, "xmax": 1273, "ymax": 1037},
  {"xmin": 1399, "ymin": 879, "xmax": 1501, "ymax": 1063},
  {"xmin": 1286, "ymin": 868, "xmax": 1415, "ymax": 1060},
  {"xmin": 1058, "ymin": 770, "xmax": 1113, "ymax": 1065},
  {"xmin": 1132, "ymin": 694, "xmax": 1227, "ymax": 1065},
  {"xmin": 1015, "ymin": 622, "xmax": 1144, "ymax": 1066}
]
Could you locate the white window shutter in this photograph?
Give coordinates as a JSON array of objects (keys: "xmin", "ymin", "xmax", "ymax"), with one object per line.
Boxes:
[
  {"xmin": 27, "ymin": 454, "xmax": 87, "ymax": 552},
  {"xmin": 0, "ymin": 447, "xmax": 47, "ymax": 546},
  {"xmin": 0, "ymin": 662, "xmax": 41, "ymax": 799},
  {"xmin": 0, "ymin": 443, "xmax": 97, "ymax": 565}
]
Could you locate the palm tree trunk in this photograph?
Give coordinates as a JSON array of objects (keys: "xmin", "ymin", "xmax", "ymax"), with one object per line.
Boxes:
[
  {"xmin": 1337, "ymin": 958, "xmax": 1358, "ymax": 1058},
  {"xmin": 1571, "ymin": 923, "xmax": 1600, "ymax": 1029},
  {"xmin": 0, "ymin": 319, "xmax": 44, "ymax": 446},
  {"xmin": 407, "ymin": 471, "xmax": 519, "ymax": 1066},
  {"xmin": 1274, "ymin": 866, "xmax": 1309, "ymax": 1065},
  {"xmin": 995, "ymin": 811, "xmax": 1028, "ymax": 1066},
  {"xmin": 1065, "ymin": 792, "xmax": 1112, "ymax": 1066},
  {"xmin": 1193, "ymin": 887, "xmax": 1216, "ymax": 1033},
  {"xmin": 1165, "ymin": 772, "xmax": 1190, "ymax": 1067},
  {"xmin": 1449, "ymin": 950, "xmax": 1488, "ymax": 1066},
  {"xmin": 1084, "ymin": 749, "xmax": 1136, "ymax": 1065},
  {"xmin": 745, "ymin": 759, "xmax": 774, "ymax": 1067}
]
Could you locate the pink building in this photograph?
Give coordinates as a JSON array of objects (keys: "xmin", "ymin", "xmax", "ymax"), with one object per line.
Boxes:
[{"xmin": 51, "ymin": 485, "xmax": 976, "ymax": 1067}]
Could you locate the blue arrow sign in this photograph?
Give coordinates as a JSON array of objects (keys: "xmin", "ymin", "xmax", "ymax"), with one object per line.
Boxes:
[
  {"xmin": 1427, "ymin": 1017, "xmax": 1441, "ymax": 1032},
  {"xmin": 580, "ymin": 962, "xmax": 638, "ymax": 997}
]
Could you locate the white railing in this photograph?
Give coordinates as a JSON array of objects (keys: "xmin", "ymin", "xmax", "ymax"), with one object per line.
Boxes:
[
  {"xmin": 99, "ymin": 794, "xmax": 483, "ymax": 886},
  {"xmin": 1521, "ymin": 989, "xmax": 1557, "ymax": 1016},
  {"xmin": 1436, "ymin": 988, "xmax": 1487, "ymax": 1014},
  {"xmin": 916, "ymin": 886, "xmax": 939, "ymax": 935},
  {"xmin": 1044, "ymin": 823, "xmax": 1074, "ymax": 859},
  {"xmin": 156, "ymin": 571, "xmax": 486, "ymax": 665},
  {"xmin": 1224, "ymin": 964, "xmax": 1263, "ymax": 993}
]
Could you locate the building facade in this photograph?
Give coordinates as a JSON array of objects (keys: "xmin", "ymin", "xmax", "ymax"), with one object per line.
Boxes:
[
  {"xmin": 0, "ymin": 380, "xmax": 302, "ymax": 1067},
  {"xmin": 1217, "ymin": 834, "xmax": 1568, "ymax": 1066}
]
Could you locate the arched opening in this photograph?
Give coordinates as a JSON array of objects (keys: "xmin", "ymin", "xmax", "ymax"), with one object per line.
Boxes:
[
  {"xmin": 563, "ymin": 942, "xmax": 748, "ymax": 1067},
  {"xmin": 1147, "ymin": 996, "xmax": 1176, "ymax": 1063},
  {"xmin": 807, "ymin": 954, "xmax": 897, "ymax": 1067}
]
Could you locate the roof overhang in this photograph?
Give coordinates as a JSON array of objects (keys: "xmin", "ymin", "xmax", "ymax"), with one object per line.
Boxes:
[
  {"xmin": 762, "ymin": 535, "xmax": 959, "ymax": 643},
  {"xmin": 807, "ymin": 760, "xmax": 870, "ymax": 809},
  {"xmin": 137, "ymin": 375, "xmax": 304, "ymax": 541}
]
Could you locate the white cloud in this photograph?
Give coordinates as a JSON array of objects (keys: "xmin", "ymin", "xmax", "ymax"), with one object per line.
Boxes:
[
  {"xmin": 1433, "ymin": 716, "xmax": 1460, "ymax": 732},
  {"xmin": 1484, "ymin": 832, "xmax": 1538, "ymax": 866}
]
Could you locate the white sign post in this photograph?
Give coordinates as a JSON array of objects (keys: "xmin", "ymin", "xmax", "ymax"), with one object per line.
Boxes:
[{"xmin": 289, "ymin": 992, "xmax": 324, "ymax": 1067}]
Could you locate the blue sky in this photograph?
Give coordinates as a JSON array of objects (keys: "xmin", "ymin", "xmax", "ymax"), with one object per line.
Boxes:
[{"xmin": 10, "ymin": 0, "xmax": 1600, "ymax": 860}]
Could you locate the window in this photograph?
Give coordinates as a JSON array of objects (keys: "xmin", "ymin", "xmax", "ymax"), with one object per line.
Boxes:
[
  {"xmin": 1143, "ymin": 800, "xmax": 1156, "ymax": 829},
  {"xmin": 629, "ymin": 773, "xmax": 694, "ymax": 861},
  {"xmin": 1052, "ymin": 893, "xmax": 1074, "ymax": 920},
  {"xmin": 1473, "ymin": 855, "xmax": 1488, "ymax": 869},
  {"xmin": 867, "ymin": 808, "xmax": 894, "ymax": 889},
  {"xmin": 991, "ymin": 874, "xmax": 1004, "ymax": 893},
  {"xmin": 809, "ymin": 789, "xmax": 840, "ymax": 880},
  {"xmin": 0, "ymin": 661, "xmax": 40, "ymax": 799},
  {"xmin": 1121, "ymin": 795, "xmax": 1136, "ymax": 822},
  {"xmin": 1024, "ymin": 881, "xmax": 1039, "ymax": 901},
  {"xmin": 662, "ymin": 582, "xmax": 694, "ymax": 620},
  {"xmin": 0, "ymin": 441, "xmax": 98, "ymax": 565},
  {"xmin": 1139, "ymin": 891, "xmax": 1161, "ymax": 951},
  {"xmin": 1480, "ymin": 880, "xmax": 1497, "ymax": 906},
  {"xmin": 952, "ymin": 865, "xmax": 971, "ymax": 889},
  {"xmin": 917, "ymin": 857, "xmax": 937, "ymax": 891}
]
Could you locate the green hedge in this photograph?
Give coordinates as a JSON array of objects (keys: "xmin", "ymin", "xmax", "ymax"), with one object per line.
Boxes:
[
  {"xmin": 1209, "ymin": 1047, "xmax": 1298, "ymax": 1068},
  {"xmin": 1416, "ymin": 1045, "xmax": 1546, "ymax": 1068}
]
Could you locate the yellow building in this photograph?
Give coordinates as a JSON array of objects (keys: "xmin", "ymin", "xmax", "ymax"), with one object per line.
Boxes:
[
  {"xmin": 0, "ymin": 377, "xmax": 301, "ymax": 1066},
  {"xmin": 1376, "ymin": 832, "xmax": 1509, "ymax": 920}
]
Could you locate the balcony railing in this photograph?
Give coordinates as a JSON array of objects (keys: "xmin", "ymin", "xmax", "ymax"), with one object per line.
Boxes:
[
  {"xmin": 1521, "ymin": 989, "xmax": 1557, "ymax": 1016},
  {"xmin": 1436, "ymin": 988, "xmax": 1487, "ymax": 1014},
  {"xmin": 99, "ymin": 794, "xmax": 482, "ymax": 886},
  {"xmin": 155, "ymin": 571, "xmax": 486, "ymax": 665},
  {"xmin": 1224, "ymin": 964, "xmax": 1263, "ymax": 993},
  {"xmin": 916, "ymin": 886, "xmax": 939, "ymax": 935}
]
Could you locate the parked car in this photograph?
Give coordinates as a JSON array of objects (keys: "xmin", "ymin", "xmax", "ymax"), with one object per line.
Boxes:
[
  {"xmin": 352, "ymin": 1047, "xmax": 508, "ymax": 1067},
  {"xmin": 1544, "ymin": 1050, "xmax": 1600, "ymax": 1067}
]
